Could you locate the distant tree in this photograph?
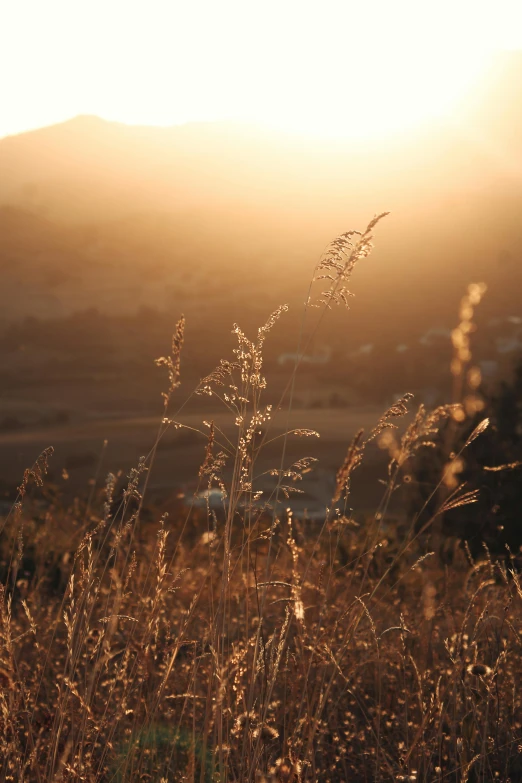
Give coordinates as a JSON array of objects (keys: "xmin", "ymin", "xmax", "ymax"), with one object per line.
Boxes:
[
  {"xmin": 412, "ymin": 357, "xmax": 522, "ymax": 557},
  {"xmin": 459, "ymin": 358, "xmax": 522, "ymax": 555}
]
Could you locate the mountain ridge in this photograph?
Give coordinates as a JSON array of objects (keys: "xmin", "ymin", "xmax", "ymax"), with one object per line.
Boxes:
[{"xmin": 1, "ymin": 53, "xmax": 521, "ymax": 328}]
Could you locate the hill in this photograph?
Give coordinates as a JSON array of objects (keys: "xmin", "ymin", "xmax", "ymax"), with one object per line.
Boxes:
[{"xmin": 0, "ymin": 55, "xmax": 521, "ymax": 328}]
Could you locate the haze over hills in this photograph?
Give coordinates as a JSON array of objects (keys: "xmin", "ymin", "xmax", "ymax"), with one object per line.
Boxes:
[
  {"xmin": 0, "ymin": 53, "xmax": 522, "ymax": 490},
  {"xmin": 0, "ymin": 52, "xmax": 521, "ymax": 334}
]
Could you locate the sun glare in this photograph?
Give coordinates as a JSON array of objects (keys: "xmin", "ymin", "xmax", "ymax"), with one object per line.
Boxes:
[
  {"xmin": 0, "ymin": 0, "xmax": 517, "ymax": 140},
  {"xmin": 233, "ymin": 50, "xmax": 492, "ymax": 140}
]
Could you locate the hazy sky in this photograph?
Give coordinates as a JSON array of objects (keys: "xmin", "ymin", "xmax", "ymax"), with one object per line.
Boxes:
[{"xmin": 1, "ymin": 0, "xmax": 522, "ymax": 140}]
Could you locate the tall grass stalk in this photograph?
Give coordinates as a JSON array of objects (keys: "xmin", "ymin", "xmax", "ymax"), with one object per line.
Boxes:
[{"xmin": 1, "ymin": 217, "xmax": 520, "ymax": 783}]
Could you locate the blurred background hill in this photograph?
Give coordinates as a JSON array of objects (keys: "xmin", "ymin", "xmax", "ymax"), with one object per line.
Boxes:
[
  {"xmin": 0, "ymin": 52, "xmax": 521, "ymax": 496},
  {"xmin": 1, "ymin": 54, "xmax": 521, "ymax": 324}
]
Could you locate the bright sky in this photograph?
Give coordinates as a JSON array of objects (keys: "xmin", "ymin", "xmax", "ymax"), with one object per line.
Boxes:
[{"xmin": 1, "ymin": 0, "xmax": 521, "ymax": 140}]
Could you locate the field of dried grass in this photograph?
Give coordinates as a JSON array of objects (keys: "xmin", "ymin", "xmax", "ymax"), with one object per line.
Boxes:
[{"xmin": 1, "ymin": 217, "xmax": 521, "ymax": 782}]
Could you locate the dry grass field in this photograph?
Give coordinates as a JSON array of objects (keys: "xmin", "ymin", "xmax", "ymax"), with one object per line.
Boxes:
[
  {"xmin": 1, "ymin": 216, "xmax": 521, "ymax": 783},
  {"xmin": 0, "ymin": 406, "xmax": 390, "ymax": 514}
]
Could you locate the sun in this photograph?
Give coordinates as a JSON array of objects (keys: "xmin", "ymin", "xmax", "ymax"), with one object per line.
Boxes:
[
  {"xmin": 89, "ymin": 40, "xmax": 491, "ymax": 143},
  {"xmin": 229, "ymin": 49, "xmax": 492, "ymax": 141},
  {"xmin": 0, "ymin": 0, "xmax": 507, "ymax": 140}
]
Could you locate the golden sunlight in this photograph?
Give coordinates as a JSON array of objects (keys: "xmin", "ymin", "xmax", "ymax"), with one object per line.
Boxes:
[
  {"xmin": 239, "ymin": 49, "xmax": 491, "ymax": 139},
  {"xmin": 1, "ymin": 0, "xmax": 518, "ymax": 139}
]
